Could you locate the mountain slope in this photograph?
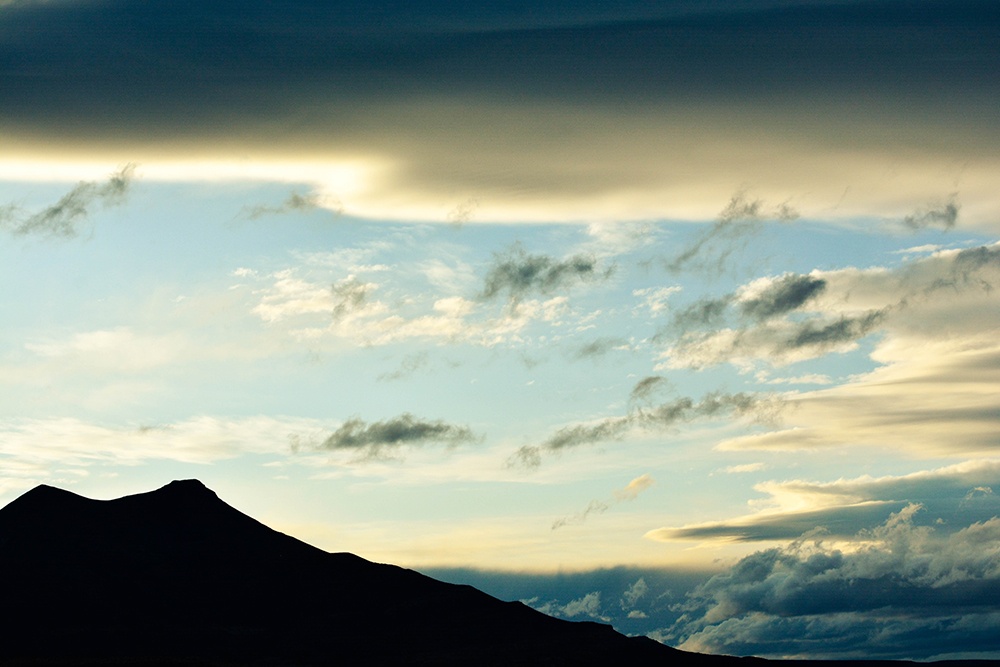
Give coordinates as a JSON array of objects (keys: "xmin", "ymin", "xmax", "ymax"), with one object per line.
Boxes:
[{"xmin": 0, "ymin": 480, "xmax": 704, "ymax": 665}]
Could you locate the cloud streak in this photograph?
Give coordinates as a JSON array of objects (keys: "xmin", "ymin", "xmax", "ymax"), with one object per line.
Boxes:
[
  {"xmin": 665, "ymin": 191, "xmax": 798, "ymax": 274},
  {"xmin": 316, "ymin": 413, "xmax": 479, "ymax": 462},
  {"xmin": 237, "ymin": 190, "xmax": 330, "ymax": 221},
  {"xmin": 0, "ymin": 164, "xmax": 136, "ymax": 238},
  {"xmin": 509, "ymin": 389, "xmax": 780, "ymax": 469},
  {"xmin": 552, "ymin": 474, "xmax": 655, "ymax": 530},
  {"xmin": 480, "ymin": 243, "xmax": 613, "ymax": 306}
]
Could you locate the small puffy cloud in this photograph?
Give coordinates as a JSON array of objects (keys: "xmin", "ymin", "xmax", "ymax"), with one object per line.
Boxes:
[
  {"xmin": 621, "ymin": 577, "xmax": 649, "ymax": 609},
  {"xmin": 632, "ymin": 286, "xmax": 681, "ymax": 316},
  {"xmin": 573, "ymin": 336, "xmax": 629, "ymax": 359},
  {"xmin": 479, "ymin": 243, "xmax": 613, "ymax": 306},
  {"xmin": 737, "ymin": 274, "xmax": 827, "ymax": 321},
  {"xmin": 561, "ymin": 591, "xmax": 604, "ymax": 619},
  {"xmin": 0, "ymin": 163, "xmax": 136, "ymax": 238},
  {"xmin": 316, "ymin": 413, "xmax": 479, "ymax": 461},
  {"xmin": 903, "ymin": 192, "xmax": 959, "ymax": 230}
]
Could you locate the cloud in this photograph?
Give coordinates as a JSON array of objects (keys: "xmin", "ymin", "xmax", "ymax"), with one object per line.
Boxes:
[
  {"xmin": 0, "ymin": 415, "xmax": 326, "ymax": 485},
  {"xmin": 552, "ymin": 474, "xmax": 655, "ymax": 530},
  {"xmin": 331, "ymin": 274, "xmax": 378, "ymax": 320},
  {"xmin": 665, "ymin": 504, "xmax": 1000, "ymax": 659},
  {"xmin": 903, "ymin": 192, "xmax": 959, "ymax": 230},
  {"xmin": 628, "ymin": 375, "xmax": 670, "ymax": 404},
  {"xmin": 479, "ymin": 243, "xmax": 613, "ymax": 306},
  {"xmin": 738, "ymin": 274, "xmax": 826, "ymax": 321},
  {"xmin": 665, "ymin": 191, "xmax": 798, "ymax": 274},
  {"xmin": 316, "ymin": 413, "xmax": 479, "ymax": 462},
  {"xmin": 573, "ymin": 337, "xmax": 629, "ymax": 359},
  {"xmin": 237, "ymin": 189, "xmax": 332, "ymax": 220},
  {"xmin": 659, "ymin": 243, "xmax": 1000, "ymax": 370},
  {"xmin": 621, "ymin": 577, "xmax": 649, "ymax": 609},
  {"xmin": 377, "ymin": 351, "xmax": 430, "ymax": 382},
  {"xmin": 716, "ymin": 337, "xmax": 1000, "ymax": 458},
  {"xmin": 647, "ymin": 459, "xmax": 1000, "ymax": 545},
  {"xmin": 510, "ymin": 391, "xmax": 780, "ymax": 469},
  {"xmin": 632, "ymin": 286, "xmax": 681, "ymax": 316},
  {"xmin": 0, "ymin": 163, "xmax": 136, "ymax": 238}
]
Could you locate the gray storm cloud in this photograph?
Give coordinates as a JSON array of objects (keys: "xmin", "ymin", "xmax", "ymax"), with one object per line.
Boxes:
[
  {"xmin": 0, "ymin": 164, "xmax": 136, "ymax": 238},
  {"xmin": 319, "ymin": 413, "xmax": 478, "ymax": 461},
  {"xmin": 479, "ymin": 243, "xmax": 613, "ymax": 306}
]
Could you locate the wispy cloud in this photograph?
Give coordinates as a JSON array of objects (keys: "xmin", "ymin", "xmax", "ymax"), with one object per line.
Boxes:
[
  {"xmin": 479, "ymin": 243, "xmax": 613, "ymax": 307},
  {"xmin": 313, "ymin": 413, "xmax": 479, "ymax": 462},
  {"xmin": 0, "ymin": 164, "xmax": 136, "ymax": 238},
  {"xmin": 377, "ymin": 351, "xmax": 430, "ymax": 382},
  {"xmin": 509, "ymin": 390, "xmax": 780, "ymax": 469},
  {"xmin": 237, "ymin": 189, "xmax": 332, "ymax": 221},
  {"xmin": 665, "ymin": 191, "xmax": 798, "ymax": 274},
  {"xmin": 552, "ymin": 474, "xmax": 655, "ymax": 530}
]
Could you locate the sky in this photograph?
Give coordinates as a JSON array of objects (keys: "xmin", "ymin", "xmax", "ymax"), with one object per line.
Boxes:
[{"xmin": 1, "ymin": 0, "xmax": 999, "ymax": 660}]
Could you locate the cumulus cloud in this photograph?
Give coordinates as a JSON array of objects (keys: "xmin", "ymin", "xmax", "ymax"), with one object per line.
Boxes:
[
  {"xmin": 316, "ymin": 413, "xmax": 478, "ymax": 461},
  {"xmin": 509, "ymin": 391, "xmax": 779, "ymax": 469},
  {"xmin": 479, "ymin": 243, "xmax": 613, "ymax": 306},
  {"xmin": 552, "ymin": 474, "xmax": 655, "ymax": 530},
  {"xmin": 665, "ymin": 504, "xmax": 1000, "ymax": 659},
  {"xmin": 0, "ymin": 164, "xmax": 136, "ymax": 238},
  {"xmin": 665, "ymin": 191, "xmax": 798, "ymax": 274}
]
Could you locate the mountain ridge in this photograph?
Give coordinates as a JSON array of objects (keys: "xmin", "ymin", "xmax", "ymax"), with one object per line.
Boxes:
[{"xmin": 0, "ymin": 479, "xmax": 690, "ymax": 666}]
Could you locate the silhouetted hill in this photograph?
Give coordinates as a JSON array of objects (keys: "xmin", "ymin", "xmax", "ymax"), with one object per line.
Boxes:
[
  {"xmin": 0, "ymin": 480, "xmax": 720, "ymax": 665},
  {"xmin": 0, "ymin": 480, "xmax": 990, "ymax": 666}
]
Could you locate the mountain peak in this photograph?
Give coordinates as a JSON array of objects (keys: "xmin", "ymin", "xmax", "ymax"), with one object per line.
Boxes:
[{"xmin": 156, "ymin": 478, "xmax": 216, "ymax": 496}]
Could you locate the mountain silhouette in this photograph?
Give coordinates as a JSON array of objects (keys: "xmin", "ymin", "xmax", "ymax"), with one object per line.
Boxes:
[{"xmin": 0, "ymin": 479, "xmax": 726, "ymax": 666}]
